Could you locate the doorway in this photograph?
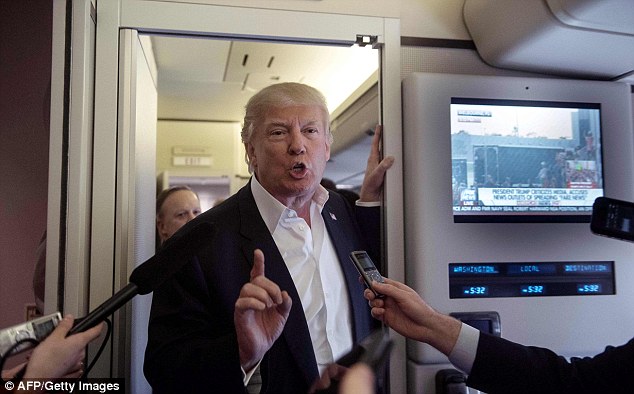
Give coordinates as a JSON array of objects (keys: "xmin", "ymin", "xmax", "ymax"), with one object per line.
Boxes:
[
  {"xmin": 84, "ymin": 3, "xmax": 403, "ymax": 392},
  {"xmin": 133, "ymin": 32, "xmax": 380, "ymax": 394}
]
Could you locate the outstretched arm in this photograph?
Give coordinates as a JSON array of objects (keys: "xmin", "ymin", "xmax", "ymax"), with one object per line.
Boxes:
[{"xmin": 364, "ymin": 279, "xmax": 461, "ymax": 356}]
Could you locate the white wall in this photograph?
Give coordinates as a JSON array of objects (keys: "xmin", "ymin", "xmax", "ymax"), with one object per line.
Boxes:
[
  {"xmin": 144, "ymin": 0, "xmax": 470, "ymax": 39},
  {"xmin": 147, "ymin": 0, "xmax": 400, "ymax": 18},
  {"xmin": 400, "ymin": 0, "xmax": 470, "ymax": 39},
  {"xmin": 156, "ymin": 120, "xmax": 248, "ymax": 193}
]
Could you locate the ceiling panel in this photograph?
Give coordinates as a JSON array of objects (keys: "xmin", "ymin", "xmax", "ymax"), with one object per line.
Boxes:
[
  {"xmin": 151, "ymin": 35, "xmax": 230, "ymax": 83},
  {"xmin": 150, "ymin": 35, "xmax": 378, "ymax": 121}
]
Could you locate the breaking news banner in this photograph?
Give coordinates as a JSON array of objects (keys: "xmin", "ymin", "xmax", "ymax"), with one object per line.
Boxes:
[
  {"xmin": 1, "ymin": 379, "xmax": 125, "ymax": 394},
  {"xmin": 477, "ymin": 188, "xmax": 602, "ymax": 208}
]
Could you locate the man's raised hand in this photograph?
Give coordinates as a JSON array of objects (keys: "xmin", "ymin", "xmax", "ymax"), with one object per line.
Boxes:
[{"xmin": 234, "ymin": 249, "xmax": 292, "ymax": 371}]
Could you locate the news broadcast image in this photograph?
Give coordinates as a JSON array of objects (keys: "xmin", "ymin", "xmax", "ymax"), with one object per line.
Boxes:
[{"xmin": 450, "ymin": 99, "xmax": 603, "ymax": 218}]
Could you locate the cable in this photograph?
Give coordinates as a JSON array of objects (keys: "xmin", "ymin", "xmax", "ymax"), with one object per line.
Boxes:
[
  {"xmin": 1, "ymin": 318, "xmax": 112, "ymax": 383},
  {"xmin": 81, "ymin": 317, "xmax": 112, "ymax": 378},
  {"xmin": 0, "ymin": 338, "xmax": 40, "ymax": 382}
]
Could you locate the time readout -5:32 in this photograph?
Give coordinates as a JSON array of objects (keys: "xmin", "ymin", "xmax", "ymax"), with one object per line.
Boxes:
[{"xmin": 450, "ymin": 261, "xmax": 614, "ymax": 299}]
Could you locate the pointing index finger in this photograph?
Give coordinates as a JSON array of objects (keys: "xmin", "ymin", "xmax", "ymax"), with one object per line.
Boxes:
[{"xmin": 250, "ymin": 249, "xmax": 265, "ymax": 281}]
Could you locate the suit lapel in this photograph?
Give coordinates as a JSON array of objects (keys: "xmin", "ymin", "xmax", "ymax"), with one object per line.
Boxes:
[
  {"xmin": 321, "ymin": 197, "xmax": 369, "ymax": 342},
  {"xmin": 237, "ymin": 182, "xmax": 319, "ymax": 385}
]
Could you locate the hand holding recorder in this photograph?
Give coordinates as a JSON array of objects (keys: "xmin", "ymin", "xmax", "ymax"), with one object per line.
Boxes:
[{"xmin": 349, "ymin": 251, "xmax": 385, "ymax": 299}]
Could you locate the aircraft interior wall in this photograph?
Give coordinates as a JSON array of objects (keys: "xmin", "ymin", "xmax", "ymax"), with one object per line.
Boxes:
[{"xmin": 400, "ymin": 66, "xmax": 634, "ymax": 394}]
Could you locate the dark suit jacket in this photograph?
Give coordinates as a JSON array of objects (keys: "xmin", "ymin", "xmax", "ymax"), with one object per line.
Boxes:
[
  {"xmin": 144, "ymin": 181, "xmax": 381, "ymax": 393},
  {"xmin": 467, "ymin": 332, "xmax": 634, "ymax": 394}
]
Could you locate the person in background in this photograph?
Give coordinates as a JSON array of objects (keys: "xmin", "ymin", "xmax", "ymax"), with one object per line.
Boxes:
[
  {"xmin": 364, "ymin": 277, "xmax": 634, "ymax": 394},
  {"xmin": 144, "ymin": 82, "xmax": 393, "ymax": 393},
  {"xmin": 2, "ymin": 315, "xmax": 104, "ymax": 393},
  {"xmin": 155, "ymin": 186, "xmax": 202, "ymax": 246},
  {"xmin": 576, "ymin": 131, "xmax": 597, "ymax": 161}
]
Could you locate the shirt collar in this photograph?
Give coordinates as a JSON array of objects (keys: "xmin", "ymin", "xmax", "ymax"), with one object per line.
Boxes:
[{"xmin": 250, "ymin": 176, "xmax": 330, "ymax": 234}]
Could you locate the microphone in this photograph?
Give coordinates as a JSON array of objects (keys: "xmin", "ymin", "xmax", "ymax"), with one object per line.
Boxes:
[
  {"xmin": 130, "ymin": 221, "xmax": 215, "ymax": 294},
  {"xmin": 69, "ymin": 221, "xmax": 214, "ymax": 335}
]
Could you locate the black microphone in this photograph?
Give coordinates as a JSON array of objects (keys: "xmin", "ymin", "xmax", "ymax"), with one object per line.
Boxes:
[
  {"xmin": 130, "ymin": 221, "xmax": 215, "ymax": 294},
  {"xmin": 69, "ymin": 221, "xmax": 214, "ymax": 335}
]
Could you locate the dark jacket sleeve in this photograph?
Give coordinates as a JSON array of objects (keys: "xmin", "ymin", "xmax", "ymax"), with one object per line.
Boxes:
[
  {"xmin": 467, "ymin": 332, "xmax": 634, "ymax": 394},
  {"xmin": 354, "ymin": 204, "xmax": 382, "ymax": 272},
  {"xmin": 143, "ymin": 254, "xmax": 247, "ymax": 394}
]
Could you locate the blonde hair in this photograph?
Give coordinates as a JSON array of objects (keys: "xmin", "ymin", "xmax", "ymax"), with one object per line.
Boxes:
[{"xmin": 241, "ymin": 82, "xmax": 333, "ymax": 171}]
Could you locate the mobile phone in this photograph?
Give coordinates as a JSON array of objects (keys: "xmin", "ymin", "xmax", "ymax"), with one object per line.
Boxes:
[
  {"xmin": 591, "ymin": 197, "xmax": 634, "ymax": 242},
  {"xmin": 349, "ymin": 250, "xmax": 385, "ymax": 298}
]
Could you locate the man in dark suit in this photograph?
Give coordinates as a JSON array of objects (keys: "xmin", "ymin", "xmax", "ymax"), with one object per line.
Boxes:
[
  {"xmin": 363, "ymin": 278, "xmax": 634, "ymax": 394},
  {"xmin": 144, "ymin": 82, "xmax": 394, "ymax": 393}
]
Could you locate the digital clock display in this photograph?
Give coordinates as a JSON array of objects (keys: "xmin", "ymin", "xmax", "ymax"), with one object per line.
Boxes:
[
  {"xmin": 449, "ymin": 261, "xmax": 614, "ymax": 298},
  {"xmin": 577, "ymin": 283, "xmax": 602, "ymax": 294},
  {"xmin": 520, "ymin": 285, "xmax": 545, "ymax": 295},
  {"xmin": 462, "ymin": 286, "xmax": 489, "ymax": 296}
]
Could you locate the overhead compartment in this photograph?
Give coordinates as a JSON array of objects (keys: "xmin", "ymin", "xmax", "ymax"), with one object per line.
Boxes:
[{"xmin": 463, "ymin": 0, "xmax": 634, "ymax": 82}]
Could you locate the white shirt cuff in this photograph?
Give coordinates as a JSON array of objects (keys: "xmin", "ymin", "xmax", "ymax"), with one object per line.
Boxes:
[
  {"xmin": 355, "ymin": 200, "xmax": 380, "ymax": 207},
  {"xmin": 242, "ymin": 360, "xmax": 262, "ymax": 386},
  {"xmin": 448, "ymin": 322, "xmax": 480, "ymax": 374}
]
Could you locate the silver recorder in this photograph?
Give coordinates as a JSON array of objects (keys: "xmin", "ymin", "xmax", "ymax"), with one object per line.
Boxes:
[{"xmin": 0, "ymin": 312, "xmax": 62, "ymax": 357}]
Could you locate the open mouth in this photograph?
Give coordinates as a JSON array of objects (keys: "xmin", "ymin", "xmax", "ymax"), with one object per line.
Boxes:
[
  {"xmin": 290, "ymin": 162, "xmax": 308, "ymax": 178},
  {"xmin": 292, "ymin": 162, "xmax": 306, "ymax": 172}
]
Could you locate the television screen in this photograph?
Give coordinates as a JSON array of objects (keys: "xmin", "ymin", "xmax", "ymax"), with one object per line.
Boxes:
[{"xmin": 451, "ymin": 98, "xmax": 604, "ymax": 223}]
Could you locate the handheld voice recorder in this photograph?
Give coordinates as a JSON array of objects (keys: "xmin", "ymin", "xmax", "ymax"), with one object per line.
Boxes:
[
  {"xmin": 0, "ymin": 312, "xmax": 62, "ymax": 357},
  {"xmin": 349, "ymin": 250, "xmax": 385, "ymax": 298}
]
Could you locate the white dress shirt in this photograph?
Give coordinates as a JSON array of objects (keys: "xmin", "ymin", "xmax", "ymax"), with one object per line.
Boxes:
[
  {"xmin": 448, "ymin": 322, "xmax": 480, "ymax": 374},
  {"xmin": 251, "ymin": 177, "xmax": 354, "ymax": 374}
]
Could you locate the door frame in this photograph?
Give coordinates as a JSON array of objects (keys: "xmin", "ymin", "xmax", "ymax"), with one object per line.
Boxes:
[{"xmin": 87, "ymin": 0, "xmax": 404, "ymax": 390}]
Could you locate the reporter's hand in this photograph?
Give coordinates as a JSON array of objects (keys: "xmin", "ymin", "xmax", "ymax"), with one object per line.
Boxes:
[
  {"xmin": 234, "ymin": 249, "xmax": 292, "ymax": 371},
  {"xmin": 364, "ymin": 278, "xmax": 461, "ymax": 356},
  {"xmin": 340, "ymin": 363, "xmax": 375, "ymax": 394},
  {"xmin": 23, "ymin": 315, "xmax": 104, "ymax": 379},
  {"xmin": 2, "ymin": 362, "xmax": 27, "ymax": 380},
  {"xmin": 308, "ymin": 363, "xmax": 348, "ymax": 393},
  {"xmin": 309, "ymin": 362, "xmax": 374, "ymax": 394},
  {"xmin": 359, "ymin": 125, "xmax": 394, "ymax": 202}
]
